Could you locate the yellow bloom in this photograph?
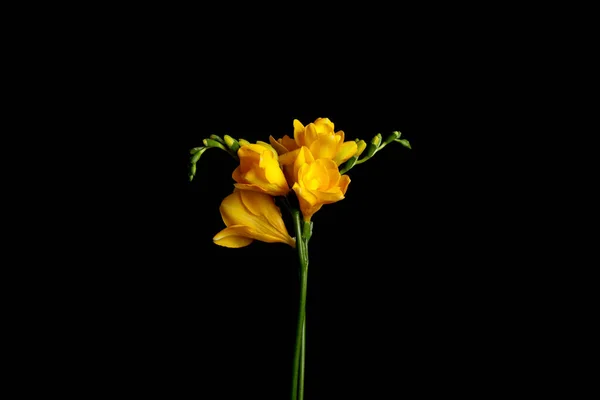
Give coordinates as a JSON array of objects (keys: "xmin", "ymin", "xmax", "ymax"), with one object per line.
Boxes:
[
  {"xmin": 232, "ymin": 142, "xmax": 290, "ymax": 196},
  {"xmin": 213, "ymin": 189, "xmax": 296, "ymax": 248},
  {"xmin": 269, "ymin": 118, "xmax": 357, "ymax": 166},
  {"xmin": 280, "ymin": 146, "xmax": 350, "ymax": 221}
]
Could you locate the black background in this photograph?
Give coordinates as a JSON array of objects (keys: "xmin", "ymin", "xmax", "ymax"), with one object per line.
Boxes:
[{"xmin": 19, "ymin": 8, "xmax": 560, "ymax": 397}]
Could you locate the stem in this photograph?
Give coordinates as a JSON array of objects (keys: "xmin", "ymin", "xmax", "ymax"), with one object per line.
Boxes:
[
  {"xmin": 291, "ymin": 209, "xmax": 309, "ymax": 400},
  {"xmin": 299, "ymin": 317, "xmax": 306, "ymax": 400}
]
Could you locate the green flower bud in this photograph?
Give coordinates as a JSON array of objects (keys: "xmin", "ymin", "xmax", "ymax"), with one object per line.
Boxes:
[
  {"xmin": 342, "ymin": 155, "xmax": 358, "ymax": 172},
  {"xmin": 203, "ymin": 138, "xmax": 228, "ymax": 151},
  {"xmin": 371, "ymin": 133, "xmax": 382, "ymax": 147},
  {"xmin": 355, "ymin": 140, "xmax": 367, "ymax": 157},
  {"xmin": 238, "ymin": 139, "xmax": 251, "ymax": 147},
  {"xmin": 189, "ymin": 147, "xmax": 203, "ymax": 154},
  {"xmin": 209, "ymin": 134, "xmax": 225, "ymax": 144},
  {"xmin": 224, "ymin": 135, "xmax": 241, "ymax": 153},
  {"xmin": 190, "ymin": 147, "xmax": 207, "ymax": 164},
  {"xmin": 395, "ymin": 138, "xmax": 411, "ymax": 149},
  {"xmin": 383, "ymin": 131, "xmax": 401, "ymax": 145},
  {"xmin": 365, "ymin": 142, "xmax": 378, "ymax": 158},
  {"xmin": 189, "ymin": 163, "xmax": 197, "ymax": 181}
]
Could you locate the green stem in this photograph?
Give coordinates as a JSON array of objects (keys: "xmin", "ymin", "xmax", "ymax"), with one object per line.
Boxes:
[
  {"xmin": 299, "ymin": 316, "xmax": 306, "ymax": 400},
  {"xmin": 291, "ymin": 209, "xmax": 309, "ymax": 400}
]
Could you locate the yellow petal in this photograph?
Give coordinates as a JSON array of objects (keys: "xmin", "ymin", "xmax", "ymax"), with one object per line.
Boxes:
[
  {"xmin": 264, "ymin": 158, "xmax": 287, "ymax": 186},
  {"xmin": 304, "ymin": 123, "xmax": 319, "ymax": 146},
  {"xmin": 293, "ymin": 119, "xmax": 305, "ymax": 147},
  {"xmin": 232, "ymin": 166, "xmax": 244, "ymax": 185},
  {"xmin": 218, "ymin": 191, "xmax": 295, "ymax": 247},
  {"xmin": 242, "ymin": 143, "xmax": 269, "ymax": 155},
  {"xmin": 269, "ymin": 135, "xmax": 289, "ymax": 155},
  {"xmin": 281, "ymin": 135, "xmax": 299, "ymax": 152},
  {"xmin": 257, "ymin": 141, "xmax": 278, "ymax": 157},
  {"xmin": 314, "ymin": 118, "xmax": 334, "ymax": 134},
  {"xmin": 333, "ymin": 141, "xmax": 358, "ymax": 166},
  {"xmin": 213, "ymin": 226, "xmax": 254, "ymax": 248},
  {"xmin": 309, "ymin": 134, "xmax": 338, "ymax": 160},
  {"xmin": 293, "ymin": 146, "xmax": 315, "ymax": 184},
  {"xmin": 239, "ymin": 189, "xmax": 288, "ymax": 235},
  {"xmin": 338, "ymin": 174, "xmax": 351, "ymax": 195},
  {"xmin": 304, "ymin": 160, "xmax": 330, "ymax": 189},
  {"xmin": 294, "ymin": 166, "xmax": 319, "ymax": 206},
  {"xmin": 279, "ymin": 148, "xmax": 301, "ymax": 166}
]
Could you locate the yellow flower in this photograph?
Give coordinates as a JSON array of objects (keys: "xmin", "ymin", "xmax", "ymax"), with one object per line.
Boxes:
[
  {"xmin": 232, "ymin": 142, "xmax": 290, "ymax": 196},
  {"xmin": 280, "ymin": 146, "xmax": 350, "ymax": 221},
  {"xmin": 269, "ymin": 118, "xmax": 357, "ymax": 166},
  {"xmin": 213, "ymin": 189, "xmax": 296, "ymax": 248}
]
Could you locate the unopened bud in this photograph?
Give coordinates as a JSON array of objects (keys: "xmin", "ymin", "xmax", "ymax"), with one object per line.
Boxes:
[
  {"xmin": 224, "ymin": 135, "xmax": 240, "ymax": 153},
  {"xmin": 238, "ymin": 139, "xmax": 251, "ymax": 147},
  {"xmin": 209, "ymin": 134, "xmax": 225, "ymax": 145},
  {"xmin": 383, "ymin": 131, "xmax": 401, "ymax": 145},
  {"xmin": 395, "ymin": 138, "xmax": 411, "ymax": 150},
  {"xmin": 355, "ymin": 140, "xmax": 367, "ymax": 157},
  {"xmin": 203, "ymin": 138, "xmax": 227, "ymax": 151},
  {"xmin": 344, "ymin": 155, "xmax": 358, "ymax": 171},
  {"xmin": 190, "ymin": 147, "xmax": 207, "ymax": 163},
  {"xmin": 371, "ymin": 133, "xmax": 382, "ymax": 147},
  {"xmin": 365, "ymin": 142, "xmax": 378, "ymax": 158}
]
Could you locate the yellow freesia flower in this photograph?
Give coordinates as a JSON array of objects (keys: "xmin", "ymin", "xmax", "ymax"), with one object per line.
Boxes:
[
  {"xmin": 213, "ymin": 189, "xmax": 296, "ymax": 248},
  {"xmin": 280, "ymin": 146, "xmax": 350, "ymax": 221},
  {"xmin": 269, "ymin": 118, "xmax": 358, "ymax": 166},
  {"xmin": 232, "ymin": 142, "xmax": 290, "ymax": 196}
]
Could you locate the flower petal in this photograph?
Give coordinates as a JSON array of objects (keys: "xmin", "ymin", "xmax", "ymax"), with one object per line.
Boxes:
[
  {"xmin": 293, "ymin": 119, "xmax": 305, "ymax": 147},
  {"xmin": 293, "ymin": 147, "xmax": 315, "ymax": 183},
  {"xmin": 239, "ymin": 189, "xmax": 289, "ymax": 235},
  {"xmin": 281, "ymin": 135, "xmax": 299, "ymax": 152},
  {"xmin": 314, "ymin": 118, "xmax": 334, "ymax": 134},
  {"xmin": 333, "ymin": 141, "xmax": 358, "ymax": 166},
  {"xmin": 213, "ymin": 225, "xmax": 254, "ymax": 248},
  {"xmin": 269, "ymin": 135, "xmax": 289, "ymax": 155},
  {"xmin": 218, "ymin": 191, "xmax": 295, "ymax": 247},
  {"xmin": 279, "ymin": 148, "xmax": 301, "ymax": 166},
  {"xmin": 309, "ymin": 134, "xmax": 338, "ymax": 160},
  {"xmin": 256, "ymin": 141, "xmax": 278, "ymax": 157},
  {"xmin": 304, "ymin": 123, "xmax": 319, "ymax": 146},
  {"xmin": 338, "ymin": 174, "xmax": 351, "ymax": 195}
]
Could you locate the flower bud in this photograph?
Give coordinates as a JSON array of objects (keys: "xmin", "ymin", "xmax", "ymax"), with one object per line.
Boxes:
[
  {"xmin": 355, "ymin": 140, "xmax": 367, "ymax": 157},
  {"xmin": 189, "ymin": 163, "xmax": 197, "ymax": 181},
  {"xmin": 203, "ymin": 138, "xmax": 227, "ymax": 151},
  {"xmin": 371, "ymin": 133, "xmax": 382, "ymax": 147},
  {"xmin": 383, "ymin": 131, "xmax": 401, "ymax": 145},
  {"xmin": 395, "ymin": 138, "xmax": 412, "ymax": 149},
  {"xmin": 209, "ymin": 134, "xmax": 225, "ymax": 145},
  {"xmin": 239, "ymin": 139, "xmax": 251, "ymax": 147},
  {"xmin": 190, "ymin": 147, "xmax": 207, "ymax": 164},
  {"xmin": 224, "ymin": 135, "xmax": 241, "ymax": 153},
  {"xmin": 341, "ymin": 155, "xmax": 358, "ymax": 173},
  {"xmin": 365, "ymin": 142, "xmax": 378, "ymax": 158}
]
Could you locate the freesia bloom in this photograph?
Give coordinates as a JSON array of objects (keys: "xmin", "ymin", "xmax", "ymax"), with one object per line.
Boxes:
[
  {"xmin": 213, "ymin": 189, "xmax": 296, "ymax": 248},
  {"xmin": 280, "ymin": 146, "xmax": 350, "ymax": 221},
  {"xmin": 270, "ymin": 118, "xmax": 357, "ymax": 166},
  {"xmin": 232, "ymin": 142, "xmax": 289, "ymax": 196}
]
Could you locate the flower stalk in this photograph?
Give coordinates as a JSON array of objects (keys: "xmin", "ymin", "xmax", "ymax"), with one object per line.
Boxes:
[{"xmin": 291, "ymin": 208, "xmax": 311, "ymax": 400}]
